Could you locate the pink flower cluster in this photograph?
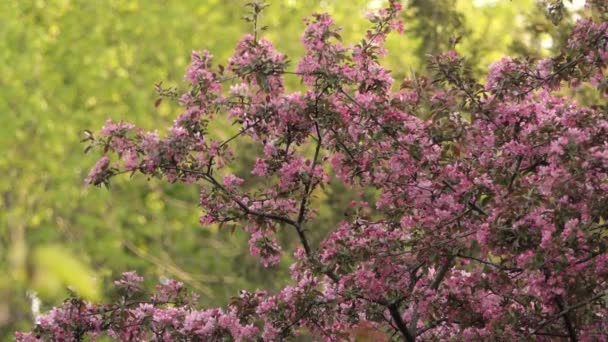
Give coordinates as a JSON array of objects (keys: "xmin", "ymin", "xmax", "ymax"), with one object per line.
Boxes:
[{"xmin": 17, "ymin": 273, "xmax": 259, "ymax": 341}]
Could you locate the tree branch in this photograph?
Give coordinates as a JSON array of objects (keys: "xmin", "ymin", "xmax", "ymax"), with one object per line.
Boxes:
[
  {"xmin": 530, "ymin": 292, "xmax": 607, "ymax": 336},
  {"xmin": 167, "ymin": 166, "xmax": 302, "ymax": 229},
  {"xmin": 455, "ymin": 253, "xmax": 522, "ymax": 272},
  {"xmin": 555, "ymin": 297, "xmax": 578, "ymax": 342},
  {"xmin": 203, "ymin": 172, "xmax": 300, "ymax": 228},
  {"xmin": 430, "ymin": 255, "xmax": 455, "ymax": 290},
  {"xmin": 387, "ymin": 303, "xmax": 416, "ymax": 342},
  {"xmin": 416, "ymin": 318, "xmax": 447, "ymax": 337}
]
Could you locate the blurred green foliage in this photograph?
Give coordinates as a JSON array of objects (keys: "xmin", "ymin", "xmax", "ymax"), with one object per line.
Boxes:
[{"xmin": 0, "ymin": 0, "xmax": 581, "ymax": 338}]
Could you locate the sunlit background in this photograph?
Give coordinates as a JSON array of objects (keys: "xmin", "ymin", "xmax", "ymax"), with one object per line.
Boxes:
[{"xmin": 0, "ymin": 0, "xmax": 589, "ymax": 338}]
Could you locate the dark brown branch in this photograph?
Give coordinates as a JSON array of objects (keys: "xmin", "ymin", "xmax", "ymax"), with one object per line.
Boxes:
[
  {"xmin": 204, "ymin": 173, "xmax": 300, "ymax": 226},
  {"xmin": 294, "ymin": 121, "xmax": 322, "ymax": 257},
  {"xmin": 388, "ymin": 303, "xmax": 416, "ymax": 342},
  {"xmin": 167, "ymin": 166, "xmax": 301, "ymax": 229},
  {"xmin": 442, "ymin": 180, "xmax": 487, "ymax": 216},
  {"xmin": 533, "ymin": 331, "xmax": 570, "ymax": 338},
  {"xmin": 555, "ymin": 297, "xmax": 578, "ymax": 342},
  {"xmin": 388, "ymin": 256, "xmax": 454, "ymax": 340},
  {"xmin": 455, "ymin": 253, "xmax": 522, "ymax": 272},
  {"xmin": 297, "ymin": 122, "xmax": 322, "ymax": 226},
  {"xmin": 430, "ymin": 255, "xmax": 454, "ymax": 290},
  {"xmin": 290, "ymin": 88, "xmax": 327, "ymax": 260},
  {"xmin": 507, "ymin": 155, "xmax": 523, "ymax": 192},
  {"xmin": 217, "ymin": 117, "xmax": 264, "ymax": 149},
  {"xmin": 167, "ymin": 166, "xmax": 341, "ymax": 282},
  {"xmin": 416, "ymin": 318, "xmax": 447, "ymax": 337},
  {"xmin": 530, "ymin": 292, "xmax": 606, "ymax": 336}
]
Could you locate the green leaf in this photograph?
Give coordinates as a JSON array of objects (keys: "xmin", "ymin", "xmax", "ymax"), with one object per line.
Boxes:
[{"xmin": 32, "ymin": 245, "xmax": 101, "ymax": 302}]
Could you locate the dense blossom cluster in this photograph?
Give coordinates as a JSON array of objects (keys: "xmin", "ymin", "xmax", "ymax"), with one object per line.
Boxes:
[{"xmin": 19, "ymin": 0, "xmax": 608, "ymax": 340}]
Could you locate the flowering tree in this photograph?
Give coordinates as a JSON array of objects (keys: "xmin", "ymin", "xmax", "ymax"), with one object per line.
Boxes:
[{"xmin": 17, "ymin": 1, "xmax": 608, "ymax": 341}]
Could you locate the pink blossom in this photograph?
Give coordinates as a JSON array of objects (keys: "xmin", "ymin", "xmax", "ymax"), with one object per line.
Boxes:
[
  {"xmin": 114, "ymin": 271, "xmax": 144, "ymax": 293},
  {"xmin": 223, "ymin": 174, "xmax": 244, "ymax": 189},
  {"xmin": 84, "ymin": 156, "xmax": 110, "ymax": 185}
]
